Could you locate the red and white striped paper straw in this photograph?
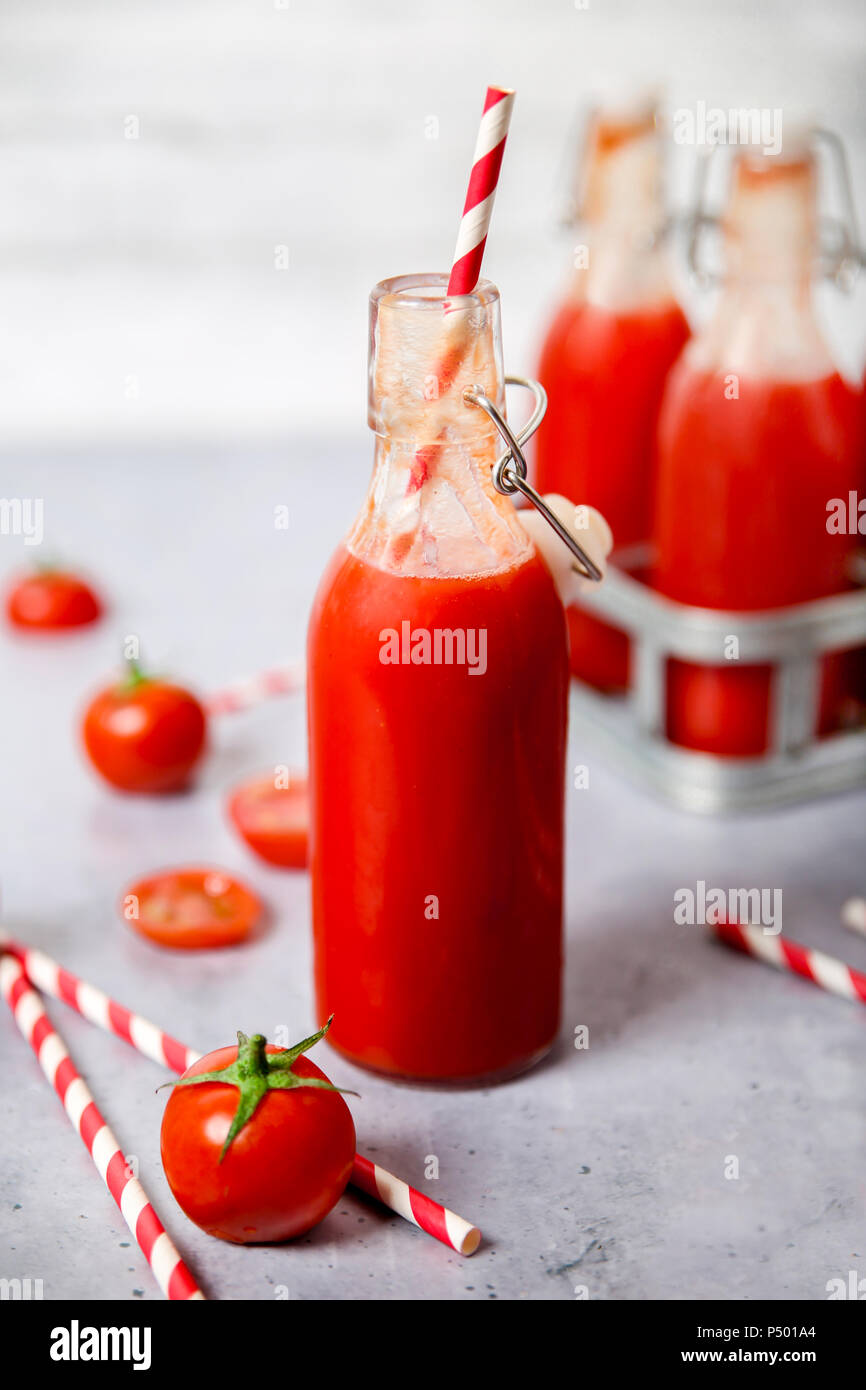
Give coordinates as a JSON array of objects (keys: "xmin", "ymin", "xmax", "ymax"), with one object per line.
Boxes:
[
  {"xmin": 406, "ymin": 85, "xmax": 515, "ymax": 496},
  {"xmin": 205, "ymin": 663, "xmax": 304, "ymax": 716},
  {"xmin": 0, "ymin": 935, "xmax": 199, "ymax": 1072},
  {"xmin": 710, "ymin": 920, "xmax": 866, "ymax": 1003},
  {"xmin": 0, "ymin": 955, "xmax": 204, "ymax": 1300},
  {"xmin": 447, "ymin": 86, "xmax": 515, "ymax": 296},
  {"xmin": 0, "ymin": 934, "xmax": 481, "ymax": 1257},
  {"xmin": 351, "ymin": 1153, "xmax": 480, "ymax": 1256}
]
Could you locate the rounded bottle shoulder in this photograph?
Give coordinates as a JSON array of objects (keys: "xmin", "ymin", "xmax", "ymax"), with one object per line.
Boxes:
[{"xmin": 308, "ymin": 543, "xmax": 568, "ymax": 664}]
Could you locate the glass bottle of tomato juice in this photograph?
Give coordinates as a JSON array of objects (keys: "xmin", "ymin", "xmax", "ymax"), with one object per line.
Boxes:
[
  {"xmin": 308, "ymin": 275, "xmax": 569, "ymax": 1083},
  {"xmin": 653, "ymin": 144, "xmax": 865, "ymax": 756},
  {"xmin": 535, "ymin": 101, "xmax": 689, "ymax": 692}
]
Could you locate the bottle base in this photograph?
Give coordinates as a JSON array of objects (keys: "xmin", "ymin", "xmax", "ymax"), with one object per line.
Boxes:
[{"xmin": 323, "ymin": 1036, "xmax": 556, "ymax": 1090}]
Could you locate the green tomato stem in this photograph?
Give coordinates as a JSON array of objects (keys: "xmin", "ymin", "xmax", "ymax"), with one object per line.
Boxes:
[{"xmin": 171, "ymin": 1018, "xmax": 357, "ymax": 1162}]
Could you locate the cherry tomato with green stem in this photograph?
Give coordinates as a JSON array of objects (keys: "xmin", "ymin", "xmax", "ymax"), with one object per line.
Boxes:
[
  {"xmin": 160, "ymin": 1021, "xmax": 357, "ymax": 1243},
  {"xmin": 82, "ymin": 660, "xmax": 206, "ymax": 792}
]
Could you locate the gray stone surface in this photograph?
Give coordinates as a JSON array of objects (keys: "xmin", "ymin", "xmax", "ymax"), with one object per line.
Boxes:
[{"xmin": 1, "ymin": 442, "xmax": 864, "ymax": 1301}]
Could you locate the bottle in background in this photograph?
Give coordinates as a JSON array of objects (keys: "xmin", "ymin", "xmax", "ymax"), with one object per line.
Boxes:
[
  {"xmin": 535, "ymin": 98, "xmax": 689, "ymax": 692},
  {"xmin": 652, "ymin": 141, "xmax": 865, "ymax": 756}
]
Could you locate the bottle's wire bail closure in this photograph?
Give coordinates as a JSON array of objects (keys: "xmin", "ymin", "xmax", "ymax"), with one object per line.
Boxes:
[
  {"xmin": 464, "ymin": 375, "xmax": 603, "ymax": 583},
  {"xmin": 687, "ymin": 126, "xmax": 863, "ymax": 292}
]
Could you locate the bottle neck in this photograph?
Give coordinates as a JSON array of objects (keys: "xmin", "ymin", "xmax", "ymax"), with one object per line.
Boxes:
[
  {"xmin": 353, "ymin": 274, "xmax": 533, "ymax": 579},
  {"xmin": 722, "ymin": 155, "xmax": 815, "ymax": 288},
  {"xmin": 689, "ymin": 153, "xmax": 835, "ymax": 381},
  {"xmin": 569, "ymin": 116, "xmax": 677, "ymax": 311},
  {"xmin": 348, "ymin": 429, "xmax": 531, "ymax": 578}
]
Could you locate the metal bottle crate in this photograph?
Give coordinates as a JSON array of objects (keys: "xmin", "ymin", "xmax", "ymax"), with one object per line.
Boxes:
[
  {"xmin": 557, "ymin": 126, "xmax": 866, "ymax": 813},
  {"xmin": 570, "ymin": 548, "xmax": 866, "ymax": 813}
]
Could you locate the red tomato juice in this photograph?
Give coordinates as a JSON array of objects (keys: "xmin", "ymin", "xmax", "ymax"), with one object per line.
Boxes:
[
  {"xmin": 653, "ymin": 367, "xmax": 865, "ymax": 755},
  {"xmin": 536, "ymin": 299, "xmax": 689, "ymax": 690},
  {"xmin": 308, "ymin": 545, "xmax": 568, "ymax": 1082}
]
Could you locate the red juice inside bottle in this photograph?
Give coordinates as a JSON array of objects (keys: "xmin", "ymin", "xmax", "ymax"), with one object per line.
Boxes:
[
  {"xmin": 535, "ymin": 104, "xmax": 689, "ymax": 691},
  {"xmin": 652, "ymin": 149, "xmax": 865, "ymax": 756}
]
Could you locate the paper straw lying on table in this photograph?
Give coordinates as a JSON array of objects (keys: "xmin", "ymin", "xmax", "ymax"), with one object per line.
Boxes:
[
  {"xmin": 1, "ymin": 936, "xmax": 200, "ymax": 1072},
  {"xmin": 0, "ymin": 956, "xmax": 204, "ymax": 1300},
  {"xmin": 351, "ymin": 1153, "xmax": 480, "ymax": 1256},
  {"xmin": 205, "ymin": 663, "xmax": 304, "ymax": 716},
  {"xmin": 0, "ymin": 933, "xmax": 481, "ymax": 1257},
  {"xmin": 710, "ymin": 920, "xmax": 866, "ymax": 1003}
]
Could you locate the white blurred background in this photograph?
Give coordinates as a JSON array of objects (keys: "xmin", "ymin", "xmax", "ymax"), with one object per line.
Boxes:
[{"xmin": 1, "ymin": 0, "xmax": 865, "ymax": 448}]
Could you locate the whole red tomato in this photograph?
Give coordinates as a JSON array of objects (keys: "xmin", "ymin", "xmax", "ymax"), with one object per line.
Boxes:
[
  {"xmin": 160, "ymin": 1024, "xmax": 356, "ymax": 1244},
  {"xmin": 7, "ymin": 569, "xmax": 102, "ymax": 630},
  {"xmin": 82, "ymin": 663, "xmax": 206, "ymax": 792}
]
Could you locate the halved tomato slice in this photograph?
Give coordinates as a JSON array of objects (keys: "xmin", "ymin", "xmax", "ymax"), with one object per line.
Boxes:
[
  {"xmin": 121, "ymin": 867, "xmax": 262, "ymax": 949},
  {"xmin": 227, "ymin": 773, "xmax": 309, "ymax": 869}
]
